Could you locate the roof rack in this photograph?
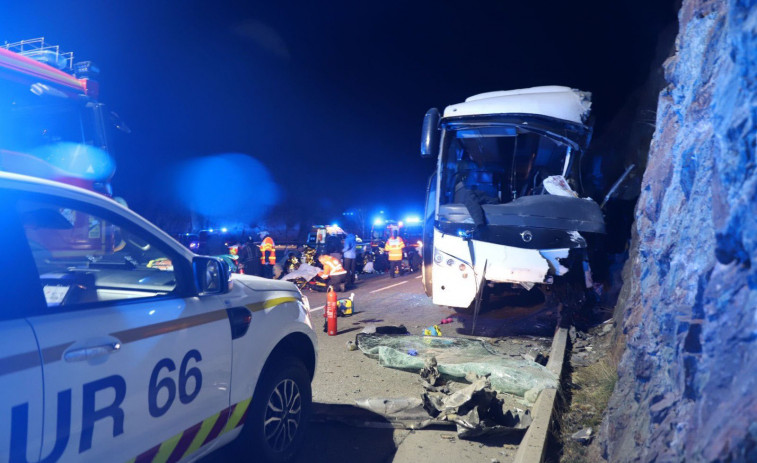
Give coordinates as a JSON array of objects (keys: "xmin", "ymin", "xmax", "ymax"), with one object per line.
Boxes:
[{"xmin": 2, "ymin": 37, "xmax": 74, "ymax": 71}]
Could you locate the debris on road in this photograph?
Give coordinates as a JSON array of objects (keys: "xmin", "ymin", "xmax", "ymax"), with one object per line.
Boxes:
[
  {"xmin": 422, "ymin": 375, "xmax": 532, "ymax": 438},
  {"xmin": 355, "ymin": 334, "xmax": 558, "ymax": 400},
  {"xmin": 522, "ymin": 351, "xmax": 548, "ymax": 365},
  {"xmin": 354, "ymin": 397, "xmax": 429, "ymax": 420},
  {"xmin": 353, "ymin": 375, "xmax": 532, "ymax": 439},
  {"xmin": 571, "ymin": 427, "xmax": 593, "ymax": 445},
  {"xmin": 420, "ymin": 356, "xmax": 443, "ymax": 388},
  {"xmin": 360, "ymin": 324, "xmax": 409, "ymax": 335},
  {"xmin": 423, "ymin": 324, "xmax": 443, "ymax": 336}
]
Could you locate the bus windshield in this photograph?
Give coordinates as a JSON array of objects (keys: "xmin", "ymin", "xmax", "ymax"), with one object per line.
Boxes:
[{"xmin": 439, "ymin": 124, "xmax": 571, "ymax": 206}]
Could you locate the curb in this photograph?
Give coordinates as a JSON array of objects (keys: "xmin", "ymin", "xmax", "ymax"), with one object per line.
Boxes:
[{"xmin": 513, "ymin": 326, "xmax": 569, "ymax": 463}]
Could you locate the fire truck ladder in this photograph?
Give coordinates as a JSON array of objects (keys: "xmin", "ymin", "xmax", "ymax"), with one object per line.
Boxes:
[{"xmin": 2, "ymin": 37, "xmax": 74, "ymax": 71}]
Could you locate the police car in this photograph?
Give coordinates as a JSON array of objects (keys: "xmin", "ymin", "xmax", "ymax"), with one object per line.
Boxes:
[{"xmin": 0, "ymin": 171, "xmax": 317, "ymax": 463}]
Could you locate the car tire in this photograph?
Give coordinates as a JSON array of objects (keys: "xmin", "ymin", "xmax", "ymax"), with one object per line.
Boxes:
[{"xmin": 244, "ymin": 356, "xmax": 311, "ymax": 463}]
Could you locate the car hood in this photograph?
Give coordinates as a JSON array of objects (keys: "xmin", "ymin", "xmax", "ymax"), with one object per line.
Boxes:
[{"xmin": 232, "ymin": 274, "xmax": 301, "ymax": 294}]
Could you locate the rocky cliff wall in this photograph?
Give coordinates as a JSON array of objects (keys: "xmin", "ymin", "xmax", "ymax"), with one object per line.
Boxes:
[{"xmin": 602, "ymin": 0, "xmax": 757, "ymax": 461}]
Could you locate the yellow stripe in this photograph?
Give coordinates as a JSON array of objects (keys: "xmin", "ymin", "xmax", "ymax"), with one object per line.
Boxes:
[
  {"xmin": 152, "ymin": 431, "xmax": 183, "ymax": 463},
  {"xmin": 246, "ymin": 296, "xmax": 298, "ymax": 313},
  {"xmin": 182, "ymin": 411, "xmax": 220, "ymax": 458},
  {"xmin": 223, "ymin": 397, "xmax": 252, "ymax": 433},
  {"xmin": 126, "ymin": 396, "xmax": 255, "ymax": 463}
]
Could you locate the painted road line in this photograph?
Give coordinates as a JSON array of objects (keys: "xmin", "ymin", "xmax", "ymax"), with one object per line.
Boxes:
[
  {"xmin": 369, "ymin": 281, "xmax": 407, "ymax": 293},
  {"xmin": 415, "ymin": 275, "xmax": 422, "ymax": 279},
  {"xmin": 310, "ymin": 305, "xmax": 325, "ymax": 313}
]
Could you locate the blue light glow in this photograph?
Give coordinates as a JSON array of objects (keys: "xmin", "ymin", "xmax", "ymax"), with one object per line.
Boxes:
[
  {"xmin": 405, "ymin": 216, "xmax": 421, "ymax": 224},
  {"xmin": 173, "ymin": 153, "xmax": 280, "ymax": 224},
  {"xmin": 32, "ymin": 142, "xmax": 115, "ymax": 180},
  {"xmin": 373, "ymin": 218, "xmax": 385, "ymax": 226}
]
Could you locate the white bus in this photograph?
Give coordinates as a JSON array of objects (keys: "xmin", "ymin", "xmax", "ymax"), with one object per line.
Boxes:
[{"xmin": 419, "ymin": 86, "xmax": 606, "ymax": 311}]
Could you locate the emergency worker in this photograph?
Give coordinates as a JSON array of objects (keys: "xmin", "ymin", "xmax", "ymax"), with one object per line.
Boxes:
[
  {"xmin": 317, "ymin": 254, "xmax": 348, "ymax": 292},
  {"xmin": 342, "ymin": 232, "xmax": 357, "ymax": 287},
  {"xmin": 258, "ymin": 231, "xmax": 276, "ymax": 278},
  {"xmin": 240, "ymin": 235, "xmax": 263, "ymax": 276},
  {"xmin": 384, "ymin": 229, "xmax": 405, "ymax": 278}
]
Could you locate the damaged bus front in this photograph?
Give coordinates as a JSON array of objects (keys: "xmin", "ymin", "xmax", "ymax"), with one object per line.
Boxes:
[{"xmin": 419, "ymin": 86, "xmax": 605, "ymax": 310}]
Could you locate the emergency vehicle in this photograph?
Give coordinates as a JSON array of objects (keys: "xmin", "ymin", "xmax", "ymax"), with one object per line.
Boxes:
[
  {"xmin": 0, "ymin": 38, "xmax": 119, "ymax": 195},
  {"xmin": 0, "ymin": 38, "xmax": 128, "ymax": 263},
  {"xmin": 419, "ymin": 86, "xmax": 606, "ymax": 310},
  {"xmin": 0, "ymin": 171, "xmax": 317, "ymax": 463}
]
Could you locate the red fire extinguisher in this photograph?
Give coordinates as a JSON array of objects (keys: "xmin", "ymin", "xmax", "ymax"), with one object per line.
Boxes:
[{"xmin": 326, "ymin": 286, "xmax": 338, "ymax": 336}]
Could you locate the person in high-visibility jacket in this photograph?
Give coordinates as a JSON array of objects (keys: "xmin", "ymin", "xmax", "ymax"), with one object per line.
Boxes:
[
  {"xmin": 384, "ymin": 229, "xmax": 405, "ymax": 278},
  {"xmin": 259, "ymin": 232, "xmax": 276, "ymax": 278},
  {"xmin": 317, "ymin": 254, "xmax": 348, "ymax": 292}
]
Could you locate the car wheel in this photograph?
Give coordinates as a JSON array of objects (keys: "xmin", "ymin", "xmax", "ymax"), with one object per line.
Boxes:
[{"xmin": 245, "ymin": 357, "xmax": 311, "ymax": 462}]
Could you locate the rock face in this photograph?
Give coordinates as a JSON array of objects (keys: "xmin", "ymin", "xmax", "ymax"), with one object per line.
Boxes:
[{"xmin": 602, "ymin": 1, "xmax": 757, "ymax": 461}]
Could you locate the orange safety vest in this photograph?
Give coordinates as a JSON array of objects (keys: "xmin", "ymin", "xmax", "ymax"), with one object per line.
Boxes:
[
  {"xmin": 317, "ymin": 255, "xmax": 347, "ymax": 279},
  {"xmin": 384, "ymin": 236, "xmax": 405, "ymax": 261},
  {"xmin": 259, "ymin": 236, "xmax": 276, "ymax": 265}
]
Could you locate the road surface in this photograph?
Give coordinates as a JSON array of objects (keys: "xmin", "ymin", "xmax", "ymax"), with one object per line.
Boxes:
[{"xmin": 203, "ymin": 270, "xmax": 559, "ymax": 463}]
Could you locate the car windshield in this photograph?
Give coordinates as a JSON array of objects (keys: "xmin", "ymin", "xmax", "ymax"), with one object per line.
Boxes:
[{"xmin": 439, "ymin": 124, "xmax": 570, "ymax": 205}]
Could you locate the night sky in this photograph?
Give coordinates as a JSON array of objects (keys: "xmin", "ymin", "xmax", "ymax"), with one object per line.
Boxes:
[{"xmin": 2, "ymin": 0, "xmax": 678, "ymax": 229}]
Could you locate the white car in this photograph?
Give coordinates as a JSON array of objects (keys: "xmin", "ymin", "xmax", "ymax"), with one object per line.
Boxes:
[{"xmin": 0, "ymin": 172, "xmax": 317, "ymax": 463}]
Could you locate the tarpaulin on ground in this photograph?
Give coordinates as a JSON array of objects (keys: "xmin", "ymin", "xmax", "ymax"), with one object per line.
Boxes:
[
  {"xmin": 281, "ymin": 263, "xmax": 321, "ymax": 282},
  {"xmin": 356, "ymin": 334, "xmax": 557, "ymax": 400}
]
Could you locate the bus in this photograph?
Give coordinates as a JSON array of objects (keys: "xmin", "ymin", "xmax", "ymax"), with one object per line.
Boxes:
[{"xmin": 419, "ymin": 86, "xmax": 606, "ymax": 310}]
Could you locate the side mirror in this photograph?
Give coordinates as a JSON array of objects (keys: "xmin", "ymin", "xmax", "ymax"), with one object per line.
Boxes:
[
  {"xmin": 420, "ymin": 108, "xmax": 440, "ymax": 158},
  {"xmin": 193, "ymin": 256, "xmax": 230, "ymax": 295}
]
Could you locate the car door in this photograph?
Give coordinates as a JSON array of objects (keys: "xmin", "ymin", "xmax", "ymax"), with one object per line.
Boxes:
[
  {"xmin": 16, "ymin": 194, "xmax": 233, "ymax": 462},
  {"xmin": 0, "ymin": 195, "xmax": 46, "ymax": 463}
]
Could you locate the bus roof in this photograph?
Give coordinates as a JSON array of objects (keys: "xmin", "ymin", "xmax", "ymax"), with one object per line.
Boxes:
[{"xmin": 443, "ymin": 86, "xmax": 591, "ymax": 124}]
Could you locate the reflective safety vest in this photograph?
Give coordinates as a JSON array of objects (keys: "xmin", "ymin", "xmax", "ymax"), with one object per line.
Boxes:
[
  {"xmin": 384, "ymin": 236, "xmax": 405, "ymax": 261},
  {"xmin": 259, "ymin": 236, "xmax": 276, "ymax": 265},
  {"xmin": 317, "ymin": 255, "xmax": 347, "ymax": 279}
]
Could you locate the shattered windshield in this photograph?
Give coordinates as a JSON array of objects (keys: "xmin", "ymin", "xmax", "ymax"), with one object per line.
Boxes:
[{"xmin": 439, "ymin": 124, "xmax": 571, "ymax": 205}]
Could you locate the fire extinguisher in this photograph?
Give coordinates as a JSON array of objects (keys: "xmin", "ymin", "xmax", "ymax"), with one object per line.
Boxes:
[{"xmin": 325, "ymin": 286, "xmax": 338, "ymax": 336}]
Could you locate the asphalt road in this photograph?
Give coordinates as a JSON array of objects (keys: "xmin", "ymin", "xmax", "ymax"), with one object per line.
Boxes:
[{"xmin": 204, "ymin": 270, "xmax": 558, "ymax": 463}]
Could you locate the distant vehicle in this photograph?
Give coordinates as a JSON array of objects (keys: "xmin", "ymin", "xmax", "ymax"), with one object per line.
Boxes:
[
  {"xmin": 176, "ymin": 233, "xmax": 201, "ymax": 251},
  {"xmin": 305, "ymin": 224, "xmax": 345, "ymax": 254},
  {"xmin": 0, "ymin": 171, "xmax": 317, "ymax": 462},
  {"xmin": 419, "ymin": 86, "xmax": 606, "ymax": 310}
]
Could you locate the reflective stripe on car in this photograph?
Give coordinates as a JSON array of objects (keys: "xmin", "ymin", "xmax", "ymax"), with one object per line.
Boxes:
[{"xmin": 127, "ymin": 397, "xmax": 252, "ymax": 463}]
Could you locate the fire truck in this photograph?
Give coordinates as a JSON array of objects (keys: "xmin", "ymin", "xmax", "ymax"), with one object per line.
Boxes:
[{"xmin": 0, "ymin": 38, "xmax": 125, "ymax": 257}]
